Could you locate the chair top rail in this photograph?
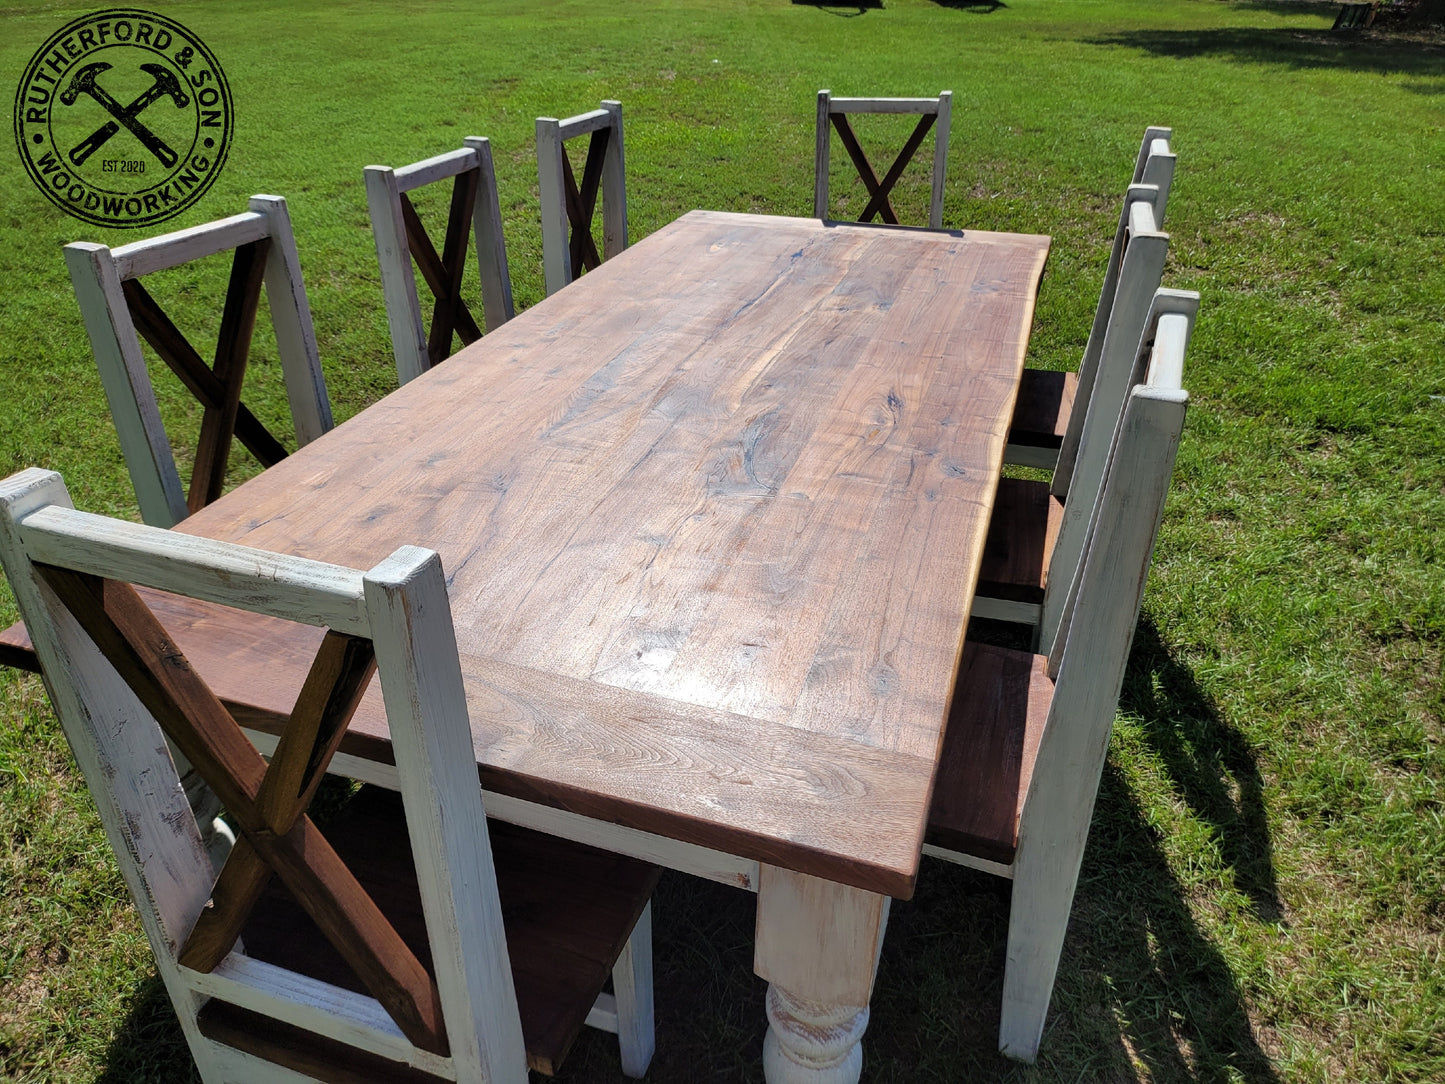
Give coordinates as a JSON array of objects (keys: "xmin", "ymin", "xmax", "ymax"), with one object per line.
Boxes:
[
  {"xmin": 825, "ymin": 94, "xmax": 951, "ymax": 114},
  {"xmin": 1127, "ymin": 194, "xmax": 1164, "ymax": 239},
  {"xmin": 540, "ymin": 104, "xmax": 617, "ymax": 138},
  {"xmin": 17, "ymin": 501, "xmax": 370, "ymax": 636},
  {"xmin": 378, "ymin": 147, "xmax": 482, "ymax": 195},
  {"xmin": 1146, "ymin": 311, "xmax": 1191, "ymax": 392},
  {"xmin": 105, "ymin": 210, "xmax": 272, "ymax": 281}
]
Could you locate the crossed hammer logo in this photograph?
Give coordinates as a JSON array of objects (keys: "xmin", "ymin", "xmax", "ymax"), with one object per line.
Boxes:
[{"xmin": 60, "ymin": 61, "xmax": 189, "ymax": 169}]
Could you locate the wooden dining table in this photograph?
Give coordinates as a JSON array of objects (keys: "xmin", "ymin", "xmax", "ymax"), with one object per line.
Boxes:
[{"xmin": 3, "ymin": 209, "xmax": 1049, "ymax": 1081}]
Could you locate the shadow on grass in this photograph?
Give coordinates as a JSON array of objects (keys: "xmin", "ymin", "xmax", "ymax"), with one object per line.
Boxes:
[
  {"xmin": 1122, "ymin": 617, "xmax": 1283, "ymax": 922},
  {"xmin": 791, "ymin": 0, "xmax": 883, "ymax": 15},
  {"xmin": 929, "ymin": 0, "xmax": 1007, "ymax": 10},
  {"xmin": 95, "ymin": 974, "xmax": 194, "ymax": 1084},
  {"xmin": 1084, "ymin": 25, "xmax": 1445, "ymax": 78}
]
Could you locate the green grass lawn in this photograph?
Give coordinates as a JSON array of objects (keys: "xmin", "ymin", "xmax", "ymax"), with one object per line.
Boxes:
[{"xmin": 1, "ymin": 0, "xmax": 1442, "ymax": 1080}]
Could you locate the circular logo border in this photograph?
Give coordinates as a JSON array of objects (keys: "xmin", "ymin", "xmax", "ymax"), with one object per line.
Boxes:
[{"xmin": 13, "ymin": 8, "xmax": 233, "ymax": 229}]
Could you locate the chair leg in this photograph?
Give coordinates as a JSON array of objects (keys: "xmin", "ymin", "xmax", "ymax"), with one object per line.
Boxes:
[
  {"xmin": 999, "ymin": 839, "xmax": 1084, "ymax": 1062},
  {"xmin": 612, "ymin": 901, "xmax": 655, "ymax": 1078}
]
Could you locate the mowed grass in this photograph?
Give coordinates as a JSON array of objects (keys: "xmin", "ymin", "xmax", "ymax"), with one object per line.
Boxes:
[{"xmin": 1, "ymin": 0, "xmax": 1442, "ymax": 1080}]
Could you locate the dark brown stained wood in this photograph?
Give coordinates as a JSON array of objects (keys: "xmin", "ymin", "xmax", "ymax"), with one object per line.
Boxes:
[
  {"xmin": 231, "ymin": 786, "xmax": 660, "ymax": 1076},
  {"xmin": 120, "ymin": 211, "xmax": 1041, "ymax": 900},
  {"xmin": 190, "ymin": 239, "xmax": 272, "ymax": 512},
  {"xmin": 563, "ymin": 127, "xmax": 608, "ymax": 275},
  {"xmin": 975, "ymin": 478, "xmax": 1065, "ymax": 604},
  {"xmin": 926, "ymin": 641, "xmax": 1052, "ymax": 865},
  {"xmin": 122, "ymin": 277, "xmax": 290, "ymax": 468},
  {"xmin": 0, "ymin": 619, "xmax": 36, "ymax": 672},
  {"xmin": 32, "ymin": 566, "xmax": 448, "ymax": 1055},
  {"xmin": 1009, "ymin": 368, "xmax": 1078, "ymax": 449},
  {"xmin": 197, "ymin": 1002, "xmax": 451, "ymax": 1084},
  {"xmin": 399, "ymin": 177, "xmax": 485, "ymax": 362}
]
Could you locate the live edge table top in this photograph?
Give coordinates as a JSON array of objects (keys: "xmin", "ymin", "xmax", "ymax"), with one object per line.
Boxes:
[{"xmin": 119, "ymin": 211, "xmax": 1049, "ymax": 900}]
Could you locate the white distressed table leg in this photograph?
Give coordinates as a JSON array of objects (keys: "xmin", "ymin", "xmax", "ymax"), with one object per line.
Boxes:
[{"xmin": 754, "ymin": 865, "xmax": 889, "ymax": 1084}]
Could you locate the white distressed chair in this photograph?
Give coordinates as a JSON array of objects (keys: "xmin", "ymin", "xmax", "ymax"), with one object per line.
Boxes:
[
  {"xmin": 65, "ymin": 195, "xmax": 334, "ymax": 529},
  {"xmin": 365, "ymin": 137, "xmax": 515, "ymax": 386},
  {"xmin": 971, "ymin": 191, "xmax": 1173, "ymax": 638},
  {"xmin": 813, "ymin": 90, "xmax": 953, "ymax": 230},
  {"xmin": 924, "ymin": 290, "xmax": 1198, "ymax": 1062},
  {"xmin": 536, "ymin": 101, "xmax": 627, "ymax": 296},
  {"xmin": 1005, "ymin": 127, "xmax": 1176, "ymax": 471},
  {"xmin": 0, "ymin": 468, "xmax": 658, "ymax": 1081}
]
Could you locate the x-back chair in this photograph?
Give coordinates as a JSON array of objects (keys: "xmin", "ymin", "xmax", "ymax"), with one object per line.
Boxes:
[
  {"xmin": 0, "ymin": 468, "xmax": 659, "ymax": 1081},
  {"xmin": 972, "ymin": 188, "xmax": 1173, "ymax": 640},
  {"xmin": 537, "ymin": 101, "xmax": 628, "ymax": 296},
  {"xmin": 814, "ymin": 89, "xmax": 953, "ymax": 229},
  {"xmin": 65, "ymin": 195, "xmax": 333, "ymax": 529},
  {"xmin": 366, "ymin": 137, "xmax": 515, "ymax": 386},
  {"xmin": 926, "ymin": 290, "xmax": 1198, "ymax": 1062}
]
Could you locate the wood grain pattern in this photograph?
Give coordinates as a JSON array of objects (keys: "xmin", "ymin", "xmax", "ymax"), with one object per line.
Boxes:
[
  {"xmin": 925, "ymin": 641, "xmax": 1051, "ymax": 866},
  {"xmin": 974, "ymin": 478, "xmax": 1065, "ymax": 605},
  {"xmin": 36, "ymin": 212, "xmax": 1048, "ymax": 900}
]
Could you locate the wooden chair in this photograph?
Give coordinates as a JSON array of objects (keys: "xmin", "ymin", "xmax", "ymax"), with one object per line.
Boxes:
[
  {"xmin": 65, "ymin": 196, "xmax": 334, "ymax": 529},
  {"xmin": 813, "ymin": 90, "xmax": 953, "ymax": 230},
  {"xmin": 971, "ymin": 191, "xmax": 1172, "ymax": 638},
  {"xmin": 0, "ymin": 468, "xmax": 659, "ymax": 1081},
  {"xmin": 537, "ymin": 101, "xmax": 627, "ymax": 296},
  {"xmin": 924, "ymin": 291, "xmax": 1197, "ymax": 1061},
  {"xmin": 365, "ymin": 138, "xmax": 515, "ymax": 386},
  {"xmin": 1005, "ymin": 127, "xmax": 1176, "ymax": 471}
]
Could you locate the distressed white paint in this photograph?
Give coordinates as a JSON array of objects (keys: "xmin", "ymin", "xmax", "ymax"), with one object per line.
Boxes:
[{"xmin": 65, "ymin": 196, "xmax": 333, "ymax": 526}]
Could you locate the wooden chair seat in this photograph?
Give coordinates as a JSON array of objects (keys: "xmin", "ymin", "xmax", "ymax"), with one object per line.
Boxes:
[
  {"xmin": 212, "ymin": 785, "xmax": 660, "ymax": 1078},
  {"xmin": 974, "ymin": 479, "xmax": 1064, "ymax": 607},
  {"xmin": 926, "ymin": 642, "xmax": 1051, "ymax": 866},
  {"xmin": 1007, "ymin": 369, "xmax": 1077, "ymax": 457}
]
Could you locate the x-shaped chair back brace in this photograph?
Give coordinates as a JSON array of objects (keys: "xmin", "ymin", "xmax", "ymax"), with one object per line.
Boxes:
[
  {"xmin": 65, "ymin": 196, "xmax": 333, "ymax": 528},
  {"xmin": 366, "ymin": 139, "xmax": 515, "ymax": 386},
  {"xmin": 537, "ymin": 102, "xmax": 628, "ymax": 296},
  {"xmin": 814, "ymin": 90, "xmax": 953, "ymax": 230},
  {"xmin": 37, "ymin": 565, "xmax": 451, "ymax": 1055}
]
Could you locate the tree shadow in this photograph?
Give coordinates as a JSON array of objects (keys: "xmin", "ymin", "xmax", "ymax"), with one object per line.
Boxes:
[
  {"xmin": 1121, "ymin": 616, "xmax": 1283, "ymax": 922},
  {"xmin": 929, "ymin": 0, "xmax": 1008, "ymax": 10},
  {"xmin": 1083, "ymin": 24, "xmax": 1445, "ymax": 78},
  {"xmin": 791, "ymin": 0, "xmax": 883, "ymax": 15}
]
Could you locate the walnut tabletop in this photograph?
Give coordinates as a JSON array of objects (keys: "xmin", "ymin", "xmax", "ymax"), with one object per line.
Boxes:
[{"xmin": 26, "ymin": 210, "xmax": 1051, "ymax": 901}]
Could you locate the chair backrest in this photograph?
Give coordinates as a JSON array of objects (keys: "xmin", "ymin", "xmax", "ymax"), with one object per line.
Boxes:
[
  {"xmin": 1041, "ymin": 287, "xmax": 1197, "ymax": 657},
  {"xmin": 365, "ymin": 137, "xmax": 515, "ymax": 386},
  {"xmin": 65, "ymin": 195, "xmax": 333, "ymax": 529},
  {"xmin": 1035, "ymin": 191, "xmax": 1171, "ymax": 651},
  {"xmin": 1008, "ymin": 291, "xmax": 1194, "ymax": 1034},
  {"xmin": 1051, "ymin": 127, "xmax": 1176, "ymax": 494},
  {"xmin": 0, "ymin": 468, "xmax": 528, "ymax": 1083},
  {"xmin": 537, "ymin": 101, "xmax": 627, "ymax": 296},
  {"xmin": 813, "ymin": 89, "xmax": 953, "ymax": 230}
]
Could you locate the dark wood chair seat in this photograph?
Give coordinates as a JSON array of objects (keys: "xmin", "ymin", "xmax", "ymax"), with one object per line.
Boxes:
[
  {"xmin": 205, "ymin": 785, "xmax": 661, "ymax": 1078},
  {"xmin": 926, "ymin": 642, "xmax": 1051, "ymax": 866},
  {"xmin": 1008, "ymin": 368, "xmax": 1078, "ymax": 453},
  {"xmin": 975, "ymin": 479, "xmax": 1064, "ymax": 605},
  {"xmin": 0, "ymin": 619, "xmax": 35, "ymax": 672}
]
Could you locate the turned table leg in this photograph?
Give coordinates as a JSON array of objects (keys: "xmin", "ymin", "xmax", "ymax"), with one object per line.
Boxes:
[{"xmin": 754, "ymin": 865, "xmax": 891, "ymax": 1084}]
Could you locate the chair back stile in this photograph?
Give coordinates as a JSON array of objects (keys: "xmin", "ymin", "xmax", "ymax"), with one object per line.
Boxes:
[
  {"xmin": 0, "ymin": 469, "xmax": 528, "ymax": 1082},
  {"xmin": 366, "ymin": 137, "xmax": 515, "ymax": 386},
  {"xmin": 536, "ymin": 101, "xmax": 628, "ymax": 296},
  {"xmin": 999, "ymin": 297, "xmax": 1194, "ymax": 1058},
  {"xmin": 65, "ymin": 196, "xmax": 333, "ymax": 529},
  {"xmin": 814, "ymin": 89, "xmax": 953, "ymax": 230}
]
